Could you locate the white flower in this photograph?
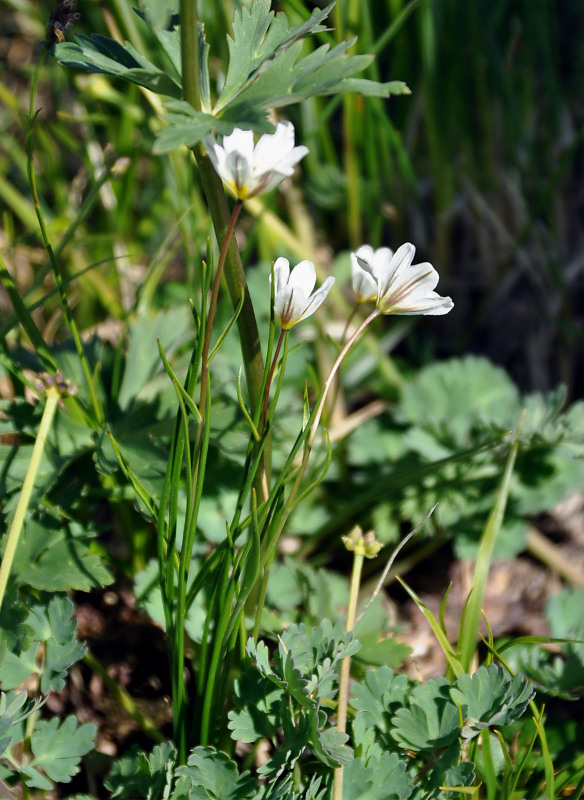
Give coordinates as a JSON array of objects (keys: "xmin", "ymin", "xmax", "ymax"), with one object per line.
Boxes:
[
  {"xmin": 355, "ymin": 242, "xmax": 453, "ymax": 315},
  {"xmin": 203, "ymin": 121, "xmax": 309, "ymax": 200},
  {"xmin": 351, "ymin": 244, "xmax": 391, "ymax": 303},
  {"xmin": 272, "ymin": 258, "xmax": 335, "ymax": 330}
]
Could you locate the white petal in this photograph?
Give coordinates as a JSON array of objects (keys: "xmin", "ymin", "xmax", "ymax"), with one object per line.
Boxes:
[
  {"xmin": 222, "ymin": 128, "xmax": 255, "ymax": 159},
  {"xmin": 351, "ymin": 251, "xmax": 377, "ymax": 302},
  {"xmin": 288, "ymin": 260, "xmax": 317, "ymax": 295},
  {"xmin": 253, "ymin": 122, "xmax": 294, "ymax": 171},
  {"xmin": 272, "ymin": 257, "xmax": 290, "ymax": 296},
  {"xmin": 375, "ymin": 243, "xmax": 415, "ymax": 296},
  {"xmin": 225, "ymin": 150, "xmax": 252, "ymax": 195},
  {"xmin": 391, "ymin": 293, "xmax": 454, "ymax": 315},
  {"xmin": 294, "ymin": 276, "xmax": 335, "ymax": 323}
]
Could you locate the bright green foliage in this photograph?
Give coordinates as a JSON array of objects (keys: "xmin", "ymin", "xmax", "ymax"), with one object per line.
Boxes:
[
  {"xmin": 23, "ymin": 716, "xmax": 97, "ymax": 789},
  {"xmin": 2, "ymin": 715, "xmax": 96, "ymax": 791},
  {"xmin": 341, "ymin": 356, "xmax": 584, "ymax": 560},
  {"xmin": 0, "ymin": 596, "xmax": 86, "ymax": 693},
  {"xmin": 0, "ymin": 691, "xmax": 40, "ymax": 757},
  {"xmin": 342, "ymin": 751, "xmax": 413, "ymax": 800},
  {"xmin": 248, "ymin": 621, "xmax": 360, "ymax": 707},
  {"xmin": 12, "ymin": 511, "xmax": 112, "ymax": 592},
  {"xmin": 450, "ymin": 665, "xmax": 535, "ymax": 739},
  {"xmin": 105, "ymin": 742, "xmax": 178, "ymax": 799},
  {"xmin": 351, "ymin": 666, "xmax": 411, "ymax": 742},
  {"xmin": 173, "ymin": 748, "xmax": 257, "ymax": 800},
  {"xmin": 54, "ymin": 34, "xmax": 183, "ymax": 98},
  {"xmin": 504, "ymin": 588, "xmax": 584, "ymax": 700},
  {"xmin": 228, "ymin": 623, "xmax": 358, "ymax": 782},
  {"xmin": 54, "ymin": 1, "xmax": 408, "ymax": 154},
  {"xmin": 547, "ymin": 588, "xmax": 584, "ymax": 661},
  {"xmin": 390, "ymin": 677, "xmax": 461, "ymax": 753}
]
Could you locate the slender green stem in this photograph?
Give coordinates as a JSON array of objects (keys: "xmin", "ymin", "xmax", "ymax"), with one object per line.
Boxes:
[
  {"xmin": 179, "ymin": 0, "xmax": 269, "ymax": 479},
  {"xmin": 198, "ymin": 198, "xmax": 243, "ymax": 421},
  {"xmin": 251, "ymin": 309, "xmax": 381, "ymax": 633},
  {"xmin": 180, "ymin": 0, "xmax": 200, "ymax": 110},
  {"xmin": 333, "ymin": 549, "xmax": 364, "ymax": 800},
  {"xmin": 260, "ymin": 329, "xmax": 286, "ymax": 434},
  {"xmin": 0, "ymin": 388, "xmax": 59, "ymax": 613}
]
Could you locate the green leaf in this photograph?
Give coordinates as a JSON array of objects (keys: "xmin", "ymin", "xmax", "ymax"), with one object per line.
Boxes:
[
  {"xmin": 215, "ymin": 1, "xmax": 332, "ymax": 112},
  {"xmin": 54, "ymin": 35, "xmax": 182, "ymax": 97},
  {"xmin": 398, "ymin": 356, "xmax": 520, "ymax": 448},
  {"xmin": 26, "ymin": 716, "xmax": 96, "ymax": 788},
  {"xmin": 547, "ymin": 587, "xmax": 584, "ymax": 661},
  {"xmin": 450, "ymin": 665, "xmax": 534, "ymax": 739},
  {"xmin": 308, "ymin": 715, "xmax": 352, "ymax": 768},
  {"xmin": 228, "ymin": 670, "xmax": 283, "ymax": 743},
  {"xmin": 13, "ymin": 513, "xmax": 112, "ymax": 592},
  {"xmin": 0, "ymin": 691, "xmax": 39, "ymax": 757},
  {"xmin": 390, "ymin": 678, "xmax": 461, "ymax": 754},
  {"xmin": 0, "ymin": 588, "xmax": 33, "ymax": 656},
  {"xmin": 342, "ymin": 751, "xmax": 413, "ymax": 800},
  {"xmin": 105, "ymin": 742, "xmax": 176, "ymax": 799},
  {"xmin": 173, "ymin": 747, "xmax": 256, "ymax": 800},
  {"xmin": 504, "ymin": 644, "xmax": 584, "ymax": 700},
  {"xmin": 0, "ymin": 596, "xmax": 86, "ymax": 693},
  {"xmin": 137, "ymin": 0, "xmax": 178, "ymax": 32},
  {"xmin": 351, "ymin": 666, "xmax": 410, "ymax": 734}
]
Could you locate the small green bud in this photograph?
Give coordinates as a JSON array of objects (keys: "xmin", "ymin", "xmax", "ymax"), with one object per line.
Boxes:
[{"xmin": 342, "ymin": 526, "xmax": 382, "ymax": 558}]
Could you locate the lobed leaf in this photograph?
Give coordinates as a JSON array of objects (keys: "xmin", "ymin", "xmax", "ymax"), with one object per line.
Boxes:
[
  {"xmin": 26, "ymin": 716, "xmax": 96, "ymax": 788},
  {"xmin": 342, "ymin": 751, "xmax": 413, "ymax": 800},
  {"xmin": 105, "ymin": 742, "xmax": 176, "ymax": 799},
  {"xmin": 173, "ymin": 747, "xmax": 256, "ymax": 800},
  {"xmin": 450, "ymin": 665, "xmax": 535, "ymax": 739},
  {"xmin": 390, "ymin": 678, "xmax": 461, "ymax": 754}
]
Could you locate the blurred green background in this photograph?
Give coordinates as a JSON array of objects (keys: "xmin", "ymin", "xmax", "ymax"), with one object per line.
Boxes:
[{"xmin": 1, "ymin": 0, "xmax": 583, "ymax": 396}]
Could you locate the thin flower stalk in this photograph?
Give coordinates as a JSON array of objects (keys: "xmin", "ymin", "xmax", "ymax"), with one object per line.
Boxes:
[{"xmin": 0, "ymin": 375, "xmax": 75, "ymax": 612}]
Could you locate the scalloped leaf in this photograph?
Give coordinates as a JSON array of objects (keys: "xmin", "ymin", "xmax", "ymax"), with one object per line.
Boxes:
[
  {"xmin": 228, "ymin": 670, "xmax": 284, "ymax": 743},
  {"xmin": 450, "ymin": 665, "xmax": 535, "ymax": 739},
  {"xmin": 23, "ymin": 716, "xmax": 96, "ymax": 789},
  {"xmin": 105, "ymin": 742, "xmax": 177, "ymax": 799},
  {"xmin": 342, "ymin": 751, "xmax": 413, "ymax": 800},
  {"xmin": 173, "ymin": 747, "xmax": 256, "ymax": 800},
  {"xmin": 0, "ymin": 596, "xmax": 86, "ymax": 694},
  {"xmin": 390, "ymin": 678, "xmax": 461, "ymax": 754},
  {"xmin": 351, "ymin": 666, "xmax": 410, "ymax": 735}
]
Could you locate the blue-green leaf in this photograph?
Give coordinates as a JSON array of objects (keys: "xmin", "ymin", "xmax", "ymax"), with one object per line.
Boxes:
[{"xmin": 450, "ymin": 665, "xmax": 535, "ymax": 739}]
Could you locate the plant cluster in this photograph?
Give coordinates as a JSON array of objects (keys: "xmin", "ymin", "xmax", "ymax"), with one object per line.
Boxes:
[{"xmin": 0, "ymin": 1, "xmax": 583, "ymax": 798}]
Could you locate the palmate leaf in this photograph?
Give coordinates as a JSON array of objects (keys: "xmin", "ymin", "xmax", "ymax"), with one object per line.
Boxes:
[
  {"xmin": 351, "ymin": 666, "xmax": 410, "ymax": 734},
  {"xmin": 342, "ymin": 751, "xmax": 413, "ymax": 800},
  {"xmin": 215, "ymin": 0, "xmax": 332, "ymax": 112},
  {"xmin": 0, "ymin": 596, "xmax": 86, "ymax": 694},
  {"xmin": 390, "ymin": 678, "xmax": 461, "ymax": 754},
  {"xmin": 105, "ymin": 742, "xmax": 176, "ymax": 799},
  {"xmin": 22, "ymin": 716, "xmax": 96, "ymax": 790},
  {"xmin": 450, "ymin": 665, "xmax": 535, "ymax": 739},
  {"xmin": 12, "ymin": 513, "xmax": 112, "ymax": 592},
  {"xmin": 505, "ymin": 643, "xmax": 584, "ymax": 700},
  {"xmin": 173, "ymin": 747, "xmax": 256, "ymax": 800},
  {"xmin": 228, "ymin": 670, "xmax": 284, "ymax": 743},
  {"xmin": 0, "ymin": 691, "xmax": 40, "ymax": 758}
]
